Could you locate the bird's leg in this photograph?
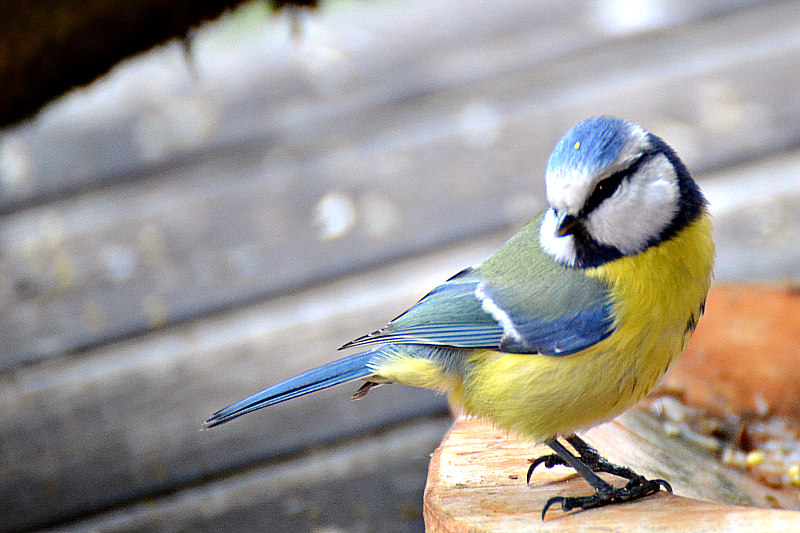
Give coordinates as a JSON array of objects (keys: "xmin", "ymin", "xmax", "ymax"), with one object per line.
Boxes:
[
  {"xmin": 529, "ymin": 434, "xmax": 655, "ymax": 484},
  {"xmin": 527, "ymin": 434, "xmax": 594, "ymax": 482},
  {"xmin": 565, "ymin": 434, "xmax": 648, "ymax": 484},
  {"xmin": 536, "ymin": 437, "xmax": 672, "ymax": 519}
]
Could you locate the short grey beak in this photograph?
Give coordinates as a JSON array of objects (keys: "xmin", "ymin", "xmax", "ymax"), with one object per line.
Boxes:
[{"xmin": 555, "ymin": 212, "xmax": 581, "ymax": 237}]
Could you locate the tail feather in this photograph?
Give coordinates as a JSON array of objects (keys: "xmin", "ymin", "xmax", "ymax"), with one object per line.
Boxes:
[{"xmin": 204, "ymin": 349, "xmax": 377, "ymax": 428}]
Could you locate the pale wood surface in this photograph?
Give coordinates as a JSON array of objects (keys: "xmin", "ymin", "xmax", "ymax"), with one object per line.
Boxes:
[
  {"xmin": 0, "ymin": 1, "xmax": 799, "ymax": 532},
  {"xmin": 425, "ymin": 415, "xmax": 799, "ymax": 533}
]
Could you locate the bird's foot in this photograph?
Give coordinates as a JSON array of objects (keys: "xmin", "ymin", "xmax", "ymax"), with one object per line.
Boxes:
[
  {"xmin": 530, "ymin": 435, "xmax": 672, "ymax": 519},
  {"xmin": 527, "ymin": 453, "xmax": 566, "ymax": 482},
  {"xmin": 541, "ymin": 476, "xmax": 671, "ymax": 518},
  {"xmin": 527, "ymin": 434, "xmax": 644, "ymax": 484}
]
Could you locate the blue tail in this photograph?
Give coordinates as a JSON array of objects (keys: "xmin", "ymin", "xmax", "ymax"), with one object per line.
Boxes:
[{"xmin": 204, "ymin": 348, "xmax": 377, "ymax": 428}]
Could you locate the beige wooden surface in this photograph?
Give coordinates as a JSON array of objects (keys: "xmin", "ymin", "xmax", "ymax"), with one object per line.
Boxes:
[
  {"xmin": 0, "ymin": 1, "xmax": 798, "ymax": 532},
  {"xmin": 425, "ymin": 415, "xmax": 799, "ymax": 533}
]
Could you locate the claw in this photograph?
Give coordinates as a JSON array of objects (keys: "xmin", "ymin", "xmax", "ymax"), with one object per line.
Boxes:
[
  {"xmin": 650, "ymin": 478, "xmax": 672, "ymax": 494},
  {"xmin": 526, "ymin": 453, "xmax": 566, "ymax": 483},
  {"xmin": 535, "ymin": 436, "xmax": 673, "ymax": 520},
  {"xmin": 541, "ymin": 496, "xmax": 566, "ymax": 520},
  {"xmin": 540, "ymin": 479, "xmax": 670, "ymax": 520}
]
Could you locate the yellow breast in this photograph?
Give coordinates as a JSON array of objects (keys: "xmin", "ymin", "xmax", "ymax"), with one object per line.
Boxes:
[
  {"xmin": 586, "ymin": 211, "xmax": 715, "ymax": 384},
  {"xmin": 459, "ymin": 212, "xmax": 714, "ymax": 442}
]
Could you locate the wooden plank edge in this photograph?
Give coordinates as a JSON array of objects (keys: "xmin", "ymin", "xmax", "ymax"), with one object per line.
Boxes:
[{"xmin": 424, "ymin": 415, "xmax": 799, "ymax": 533}]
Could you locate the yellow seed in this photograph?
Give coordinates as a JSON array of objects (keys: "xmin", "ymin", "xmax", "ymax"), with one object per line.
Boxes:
[
  {"xmin": 788, "ymin": 464, "xmax": 800, "ymax": 487},
  {"xmin": 745, "ymin": 450, "xmax": 765, "ymax": 467}
]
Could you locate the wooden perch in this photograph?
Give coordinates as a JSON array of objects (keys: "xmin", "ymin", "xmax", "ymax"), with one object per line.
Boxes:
[{"xmin": 425, "ymin": 413, "xmax": 799, "ymax": 532}]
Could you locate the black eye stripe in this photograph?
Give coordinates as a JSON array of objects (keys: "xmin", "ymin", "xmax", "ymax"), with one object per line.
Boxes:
[
  {"xmin": 580, "ymin": 151, "xmax": 655, "ymax": 216},
  {"xmin": 587, "ymin": 173, "xmax": 625, "ymax": 210}
]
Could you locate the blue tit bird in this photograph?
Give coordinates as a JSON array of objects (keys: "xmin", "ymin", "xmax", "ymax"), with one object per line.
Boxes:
[{"xmin": 206, "ymin": 116, "xmax": 714, "ymax": 518}]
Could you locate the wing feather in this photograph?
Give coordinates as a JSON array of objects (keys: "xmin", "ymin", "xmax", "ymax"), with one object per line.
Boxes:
[{"xmin": 342, "ymin": 214, "xmax": 615, "ymax": 356}]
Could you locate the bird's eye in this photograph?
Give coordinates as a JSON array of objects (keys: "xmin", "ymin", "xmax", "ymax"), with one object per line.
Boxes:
[
  {"xmin": 579, "ymin": 151, "xmax": 655, "ymax": 216},
  {"xmin": 583, "ymin": 172, "xmax": 626, "ymax": 214},
  {"xmin": 597, "ymin": 174, "xmax": 623, "ymax": 196}
]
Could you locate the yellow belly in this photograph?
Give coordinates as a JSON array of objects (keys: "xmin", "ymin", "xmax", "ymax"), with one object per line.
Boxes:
[{"xmin": 458, "ymin": 213, "xmax": 714, "ymax": 441}]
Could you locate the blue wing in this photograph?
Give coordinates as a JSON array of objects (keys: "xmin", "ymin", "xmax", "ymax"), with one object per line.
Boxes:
[
  {"xmin": 342, "ymin": 215, "xmax": 615, "ymax": 356},
  {"xmin": 342, "ymin": 268, "xmax": 505, "ymax": 349}
]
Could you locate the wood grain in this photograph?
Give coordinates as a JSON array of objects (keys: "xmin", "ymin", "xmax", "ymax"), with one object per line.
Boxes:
[
  {"xmin": 424, "ymin": 282, "xmax": 800, "ymax": 531},
  {"xmin": 425, "ymin": 415, "xmax": 799, "ymax": 532},
  {"xmin": 0, "ymin": 0, "xmax": 767, "ymax": 209}
]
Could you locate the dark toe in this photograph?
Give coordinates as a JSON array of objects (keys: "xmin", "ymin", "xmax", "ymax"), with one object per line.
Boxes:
[{"xmin": 527, "ymin": 454, "xmax": 566, "ymax": 483}]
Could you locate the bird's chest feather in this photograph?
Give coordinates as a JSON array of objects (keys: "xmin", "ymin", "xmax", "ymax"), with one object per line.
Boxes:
[
  {"xmin": 454, "ymin": 215, "xmax": 713, "ymax": 442},
  {"xmin": 586, "ymin": 213, "xmax": 714, "ymax": 393}
]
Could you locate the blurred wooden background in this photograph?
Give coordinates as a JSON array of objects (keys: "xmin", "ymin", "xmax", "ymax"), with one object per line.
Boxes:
[{"xmin": 1, "ymin": 1, "xmax": 799, "ymax": 532}]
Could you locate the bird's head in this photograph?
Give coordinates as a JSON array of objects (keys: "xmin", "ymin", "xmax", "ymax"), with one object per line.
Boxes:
[{"xmin": 540, "ymin": 116, "xmax": 706, "ymax": 268}]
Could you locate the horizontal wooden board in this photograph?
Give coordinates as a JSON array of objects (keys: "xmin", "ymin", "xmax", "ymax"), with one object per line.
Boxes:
[
  {"xmin": 38, "ymin": 417, "xmax": 452, "ymax": 533},
  {"xmin": 3, "ymin": 1, "xmax": 800, "ymax": 368},
  {"xmin": 0, "ymin": 0, "xmax": 764, "ymax": 210},
  {"xmin": 702, "ymin": 149, "xmax": 800, "ymax": 282},
  {"xmin": 425, "ymin": 414, "xmax": 799, "ymax": 533},
  {"xmin": 0, "ymin": 231, "xmax": 505, "ymax": 533}
]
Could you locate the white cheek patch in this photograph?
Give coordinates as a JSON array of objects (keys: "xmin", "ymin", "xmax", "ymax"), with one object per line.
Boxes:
[
  {"xmin": 540, "ymin": 208, "xmax": 578, "ymax": 266},
  {"xmin": 586, "ymin": 155, "xmax": 679, "ymax": 254}
]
